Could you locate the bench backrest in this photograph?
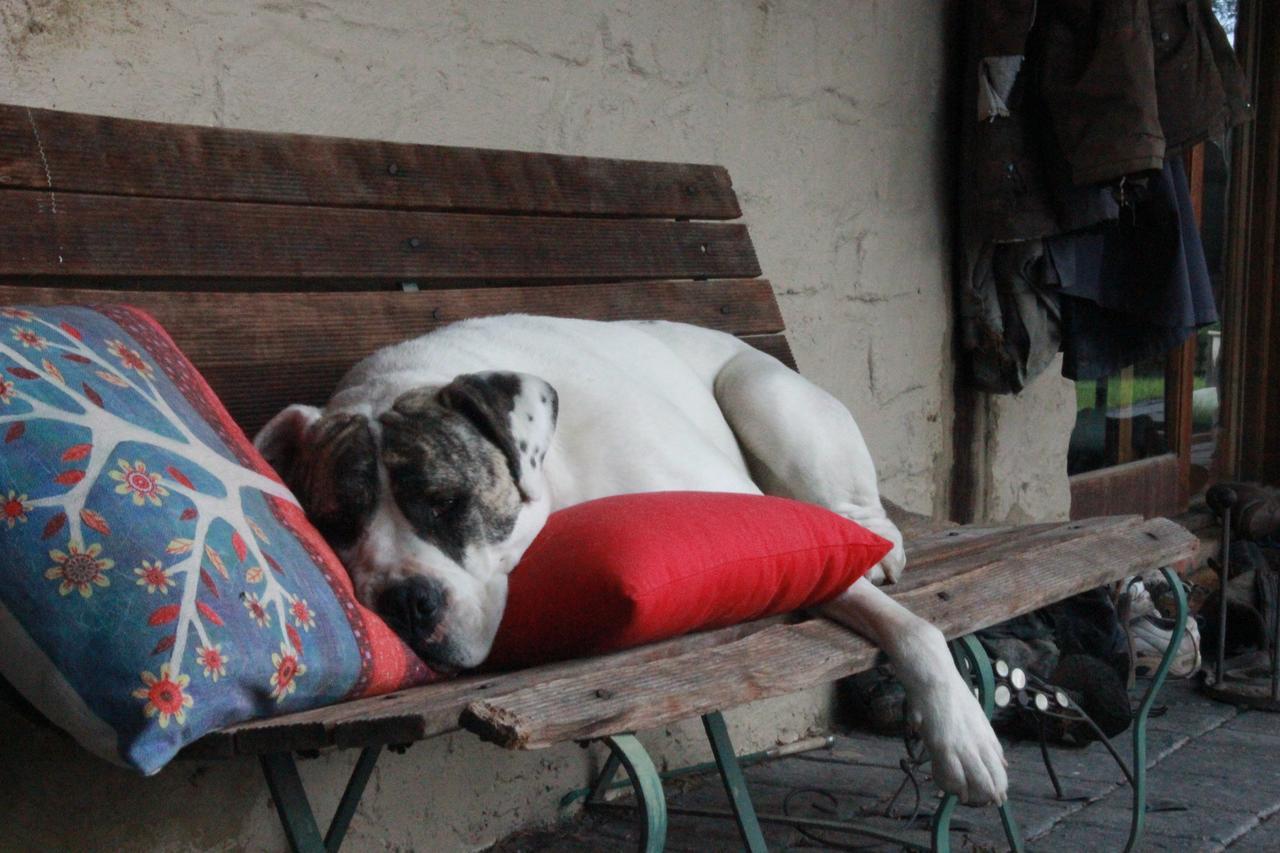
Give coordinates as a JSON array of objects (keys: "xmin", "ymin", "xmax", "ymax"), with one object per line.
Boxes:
[{"xmin": 0, "ymin": 104, "xmax": 790, "ymax": 436}]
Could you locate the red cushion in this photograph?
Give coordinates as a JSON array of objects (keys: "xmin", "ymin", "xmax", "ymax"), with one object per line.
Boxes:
[{"xmin": 486, "ymin": 491, "xmax": 891, "ymax": 669}]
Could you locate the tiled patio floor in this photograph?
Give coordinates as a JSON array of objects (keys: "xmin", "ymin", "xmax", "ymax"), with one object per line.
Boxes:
[{"xmin": 490, "ymin": 678, "xmax": 1280, "ymax": 851}]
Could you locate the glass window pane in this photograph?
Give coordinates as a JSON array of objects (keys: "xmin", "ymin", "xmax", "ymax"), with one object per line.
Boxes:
[{"xmin": 1069, "ymin": 357, "xmax": 1169, "ymax": 476}]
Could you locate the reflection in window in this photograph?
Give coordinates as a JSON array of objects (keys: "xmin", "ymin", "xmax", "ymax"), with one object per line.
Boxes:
[{"xmin": 1069, "ymin": 358, "xmax": 1169, "ymax": 476}]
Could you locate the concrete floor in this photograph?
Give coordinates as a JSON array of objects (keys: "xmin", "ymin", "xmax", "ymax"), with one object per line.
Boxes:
[{"xmin": 490, "ymin": 678, "xmax": 1280, "ymax": 851}]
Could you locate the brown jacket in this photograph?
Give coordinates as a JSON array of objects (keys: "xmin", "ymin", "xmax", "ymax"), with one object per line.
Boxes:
[
  {"xmin": 967, "ymin": 0, "xmax": 1249, "ymax": 242},
  {"xmin": 958, "ymin": 0, "xmax": 1249, "ymax": 393}
]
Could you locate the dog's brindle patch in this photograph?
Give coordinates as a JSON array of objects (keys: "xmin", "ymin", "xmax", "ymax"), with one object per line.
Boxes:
[
  {"xmin": 289, "ymin": 412, "xmax": 380, "ymax": 549},
  {"xmin": 378, "ymin": 387, "xmax": 522, "ymax": 564}
]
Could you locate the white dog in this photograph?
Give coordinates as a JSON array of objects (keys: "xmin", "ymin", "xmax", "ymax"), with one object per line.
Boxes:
[{"xmin": 255, "ymin": 315, "xmax": 1007, "ymax": 805}]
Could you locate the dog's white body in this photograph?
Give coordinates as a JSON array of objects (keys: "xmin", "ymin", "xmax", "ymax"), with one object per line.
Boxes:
[
  {"xmin": 264, "ymin": 314, "xmax": 1007, "ymax": 804},
  {"xmin": 331, "ymin": 315, "xmax": 905, "ymax": 565}
]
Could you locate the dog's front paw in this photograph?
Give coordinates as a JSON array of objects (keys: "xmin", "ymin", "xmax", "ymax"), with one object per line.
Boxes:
[
  {"xmin": 859, "ymin": 519, "xmax": 906, "ymax": 585},
  {"xmin": 910, "ymin": 671, "xmax": 1008, "ymax": 805},
  {"xmin": 865, "ymin": 547, "xmax": 905, "ymax": 585}
]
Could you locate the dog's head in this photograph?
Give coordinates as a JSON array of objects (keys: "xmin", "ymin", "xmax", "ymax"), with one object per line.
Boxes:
[{"xmin": 255, "ymin": 372, "xmax": 558, "ymax": 672}]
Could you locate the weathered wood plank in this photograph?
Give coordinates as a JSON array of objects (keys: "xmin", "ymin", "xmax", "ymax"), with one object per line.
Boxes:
[
  {"xmin": 460, "ymin": 518, "xmax": 1197, "ymax": 749},
  {"xmin": 0, "ymin": 191, "xmax": 760, "ymax": 281},
  {"xmin": 0, "ymin": 279, "xmax": 782, "ymax": 436},
  {"xmin": 0, "ymin": 104, "xmax": 741, "ymax": 219},
  {"xmin": 894, "ymin": 515, "xmax": 1142, "ymax": 594},
  {"xmin": 183, "ymin": 617, "xmax": 791, "ymax": 758}
]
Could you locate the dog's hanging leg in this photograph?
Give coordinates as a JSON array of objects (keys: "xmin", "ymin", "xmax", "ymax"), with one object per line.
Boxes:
[
  {"xmin": 929, "ymin": 636, "xmax": 1025, "ymax": 853},
  {"xmin": 819, "ymin": 581, "xmax": 1009, "ymax": 807},
  {"xmin": 712, "ymin": 348, "xmax": 906, "ymax": 584}
]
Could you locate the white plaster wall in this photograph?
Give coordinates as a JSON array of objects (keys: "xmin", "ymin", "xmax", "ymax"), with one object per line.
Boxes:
[
  {"xmin": 0, "ymin": 1, "xmax": 1070, "ymax": 849},
  {"xmin": 978, "ymin": 357, "xmax": 1077, "ymax": 523}
]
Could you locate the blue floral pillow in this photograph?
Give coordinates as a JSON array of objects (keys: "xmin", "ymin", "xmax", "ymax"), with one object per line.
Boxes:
[{"xmin": 0, "ymin": 304, "xmax": 431, "ymax": 774}]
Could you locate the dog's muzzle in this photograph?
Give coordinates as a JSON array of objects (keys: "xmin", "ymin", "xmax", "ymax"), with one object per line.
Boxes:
[{"xmin": 376, "ymin": 575, "xmax": 448, "ymax": 657}]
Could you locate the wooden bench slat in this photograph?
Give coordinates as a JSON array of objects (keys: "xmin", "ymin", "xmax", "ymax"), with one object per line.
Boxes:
[
  {"xmin": 0, "ymin": 279, "xmax": 783, "ymax": 436},
  {"xmin": 894, "ymin": 515, "xmax": 1141, "ymax": 594},
  {"xmin": 0, "ymin": 105, "xmax": 741, "ymax": 219},
  {"xmin": 459, "ymin": 517, "xmax": 1197, "ymax": 749},
  {"xmin": 183, "ymin": 617, "xmax": 790, "ymax": 758},
  {"xmin": 0, "ymin": 191, "xmax": 760, "ymax": 281}
]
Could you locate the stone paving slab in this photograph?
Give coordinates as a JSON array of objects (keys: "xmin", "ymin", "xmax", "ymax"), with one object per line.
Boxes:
[
  {"xmin": 1218, "ymin": 709, "xmax": 1280, "ymax": 736},
  {"xmin": 1224, "ymin": 811, "xmax": 1280, "ymax": 851},
  {"xmin": 489, "ymin": 678, "xmax": 1280, "ymax": 852}
]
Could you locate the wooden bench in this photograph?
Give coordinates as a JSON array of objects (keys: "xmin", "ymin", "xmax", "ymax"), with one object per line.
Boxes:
[{"xmin": 0, "ymin": 104, "xmax": 1199, "ymax": 853}]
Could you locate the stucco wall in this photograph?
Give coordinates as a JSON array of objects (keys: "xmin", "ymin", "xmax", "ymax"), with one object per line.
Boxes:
[{"xmin": 0, "ymin": 1, "xmax": 1071, "ymax": 850}]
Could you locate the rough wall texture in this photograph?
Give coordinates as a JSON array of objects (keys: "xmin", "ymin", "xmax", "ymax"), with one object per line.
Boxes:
[
  {"xmin": 0, "ymin": 0, "xmax": 1071, "ymax": 849},
  {"xmin": 978, "ymin": 357, "xmax": 1077, "ymax": 523}
]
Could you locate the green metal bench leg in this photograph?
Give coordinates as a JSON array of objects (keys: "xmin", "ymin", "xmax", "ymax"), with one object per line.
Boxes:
[
  {"xmin": 260, "ymin": 746, "xmax": 382, "ymax": 853},
  {"xmin": 325, "ymin": 745, "xmax": 382, "ymax": 850},
  {"xmin": 1124, "ymin": 567, "xmax": 1188, "ymax": 853},
  {"xmin": 702, "ymin": 711, "xmax": 768, "ymax": 852},
  {"xmin": 595, "ymin": 734, "xmax": 668, "ymax": 853},
  {"xmin": 587, "ymin": 749, "xmax": 625, "ymax": 803},
  {"xmin": 930, "ymin": 634, "xmax": 1025, "ymax": 853}
]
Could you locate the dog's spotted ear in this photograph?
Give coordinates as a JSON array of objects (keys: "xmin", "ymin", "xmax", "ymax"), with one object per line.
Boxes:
[
  {"xmin": 254, "ymin": 405, "xmax": 380, "ymax": 547},
  {"xmin": 437, "ymin": 371, "xmax": 558, "ymax": 502}
]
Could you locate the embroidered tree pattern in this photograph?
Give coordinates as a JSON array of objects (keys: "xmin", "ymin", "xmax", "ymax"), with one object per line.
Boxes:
[{"xmin": 0, "ymin": 308, "xmax": 316, "ymax": 724}]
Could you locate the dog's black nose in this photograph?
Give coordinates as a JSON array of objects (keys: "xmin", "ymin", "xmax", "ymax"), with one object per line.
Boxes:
[{"xmin": 376, "ymin": 576, "xmax": 447, "ymax": 643}]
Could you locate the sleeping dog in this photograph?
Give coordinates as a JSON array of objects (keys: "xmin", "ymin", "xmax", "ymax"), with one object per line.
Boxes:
[{"xmin": 255, "ymin": 315, "xmax": 1007, "ymax": 805}]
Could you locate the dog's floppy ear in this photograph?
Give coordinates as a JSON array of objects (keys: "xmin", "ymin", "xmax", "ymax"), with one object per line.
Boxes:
[
  {"xmin": 437, "ymin": 371, "xmax": 558, "ymax": 502},
  {"xmin": 254, "ymin": 405, "xmax": 380, "ymax": 547},
  {"xmin": 254, "ymin": 404, "xmax": 322, "ymax": 480}
]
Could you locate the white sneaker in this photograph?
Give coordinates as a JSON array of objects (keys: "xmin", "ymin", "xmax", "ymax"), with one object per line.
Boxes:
[{"xmin": 1125, "ymin": 579, "xmax": 1201, "ymax": 679}]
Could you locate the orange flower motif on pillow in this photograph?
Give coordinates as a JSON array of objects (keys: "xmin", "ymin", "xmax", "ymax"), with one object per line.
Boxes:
[
  {"xmin": 45, "ymin": 540, "xmax": 114, "ymax": 598},
  {"xmin": 242, "ymin": 592, "xmax": 272, "ymax": 628},
  {"xmin": 196, "ymin": 645, "xmax": 228, "ymax": 682},
  {"xmin": 2, "ymin": 490, "xmax": 29, "ymax": 528},
  {"xmin": 132, "ymin": 665, "xmax": 193, "ymax": 728},
  {"xmin": 110, "ymin": 460, "xmax": 169, "ymax": 507},
  {"xmin": 11, "ymin": 326, "xmax": 47, "ymax": 350},
  {"xmin": 106, "ymin": 339, "xmax": 155, "ymax": 379},
  {"xmin": 269, "ymin": 642, "xmax": 306, "ymax": 703},
  {"xmin": 290, "ymin": 598, "xmax": 316, "ymax": 631},
  {"xmin": 133, "ymin": 560, "xmax": 174, "ymax": 594}
]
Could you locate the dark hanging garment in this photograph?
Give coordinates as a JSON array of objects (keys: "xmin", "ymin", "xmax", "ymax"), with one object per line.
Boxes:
[
  {"xmin": 1048, "ymin": 158, "xmax": 1219, "ymax": 380},
  {"xmin": 957, "ymin": 0, "xmax": 1249, "ymax": 393}
]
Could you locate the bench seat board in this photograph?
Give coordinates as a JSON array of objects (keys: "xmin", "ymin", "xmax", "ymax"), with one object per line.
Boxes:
[
  {"xmin": 0, "ymin": 105, "xmax": 741, "ymax": 219},
  {"xmin": 183, "ymin": 515, "xmax": 1196, "ymax": 758}
]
